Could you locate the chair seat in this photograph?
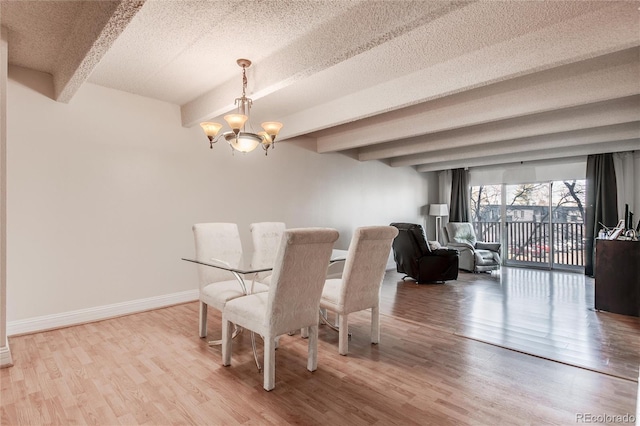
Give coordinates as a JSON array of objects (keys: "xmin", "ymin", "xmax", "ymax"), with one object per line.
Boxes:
[
  {"xmin": 258, "ymin": 274, "xmax": 272, "ymax": 286},
  {"xmin": 319, "ymin": 278, "xmax": 341, "ymax": 309},
  {"xmin": 224, "ymin": 292, "xmax": 270, "ymax": 334},
  {"xmin": 200, "ymin": 280, "xmax": 269, "ymax": 311}
]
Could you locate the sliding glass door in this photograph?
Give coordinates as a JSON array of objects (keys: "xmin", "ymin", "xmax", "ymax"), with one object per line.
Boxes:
[
  {"xmin": 550, "ymin": 180, "xmax": 586, "ymax": 269},
  {"xmin": 471, "ymin": 180, "xmax": 585, "ymax": 270},
  {"xmin": 506, "ymin": 182, "xmax": 551, "ymax": 266}
]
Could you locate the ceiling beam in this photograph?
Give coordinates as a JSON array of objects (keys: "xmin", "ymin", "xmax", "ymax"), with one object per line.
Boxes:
[
  {"xmin": 316, "ymin": 48, "xmax": 640, "ymax": 153},
  {"xmin": 358, "ymin": 96, "xmax": 640, "ymax": 161},
  {"xmin": 415, "ymin": 139, "xmax": 640, "ymax": 173},
  {"xmin": 390, "ymin": 122, "xmax": 640, "ymax": 167},
  {"xmin": 296, "ymin": 1, "xmax": 640, "ymax": 144},
  {"xmin": 54, "ymin": 1, "xmax": 144, "ymax": 103},
  {"xmin": 181, "ymin": 1, "xmax": 639, "ymax": 137},
  {"xmin": 179, "ymin": 1, "xmax": 470, "ymax": 128}
]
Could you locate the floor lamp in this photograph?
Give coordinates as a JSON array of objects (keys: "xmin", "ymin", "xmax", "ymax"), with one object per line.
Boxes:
[{"xmin": 429, "ymin": 204, "xmax": 449, "ymax": 243}]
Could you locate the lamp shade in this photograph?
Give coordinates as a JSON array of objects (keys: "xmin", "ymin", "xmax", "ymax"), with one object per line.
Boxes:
[
  {"xmin": 200, "ymin": 122, "xmax": 223, "ymax": 140},
  {"xmin": 223, "ymin": 114, "xmax": 248, "ymax": 133},
  {"xmin": 261, "ymin": 121, "xmax": 283, "ymax": 140},
  {"xmin": 429, "ymin": 204, "xmax": 449, "ymax": 217}
]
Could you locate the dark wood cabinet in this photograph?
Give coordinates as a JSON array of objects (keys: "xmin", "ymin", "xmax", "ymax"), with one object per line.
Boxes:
[{"xmin": 595, "ymin": 239, "xmax": 640, "ymax": 317}]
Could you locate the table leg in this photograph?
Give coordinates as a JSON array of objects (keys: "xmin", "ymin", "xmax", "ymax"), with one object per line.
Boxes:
[
  {"xmin": 319, "ymin": 309, "xmax": 351, "ymax": 340},
  {"xmin": 208, "ymin": 324, "xmax": 242, "ymax": 345}
]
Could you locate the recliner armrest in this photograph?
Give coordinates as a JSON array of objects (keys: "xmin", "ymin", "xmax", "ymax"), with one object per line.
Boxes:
[
  {"xmin": 476, "ymin": 241, "xmax": 501, "ymax": 252},
  {"xmin": 428, "ymin": 248, "xmax": 459, "ymax": 256},
  {"xmin": 446, "ymin": 241, "xmax": 475, "ymax": 251}
]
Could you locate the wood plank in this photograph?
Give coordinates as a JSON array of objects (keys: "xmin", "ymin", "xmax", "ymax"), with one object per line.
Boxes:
[{"xmin": 0, "ymin": 267, "xmax": 637, "ymax": 424}]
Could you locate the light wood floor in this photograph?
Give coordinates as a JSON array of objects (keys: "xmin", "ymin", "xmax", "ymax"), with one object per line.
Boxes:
[
  {"xmin": 1, "ymin": 267, "xmax": 638, "ymax": 425},
  {"xmin": 381, "ymin": 267, "xmax": 640, "ymax": 382}
]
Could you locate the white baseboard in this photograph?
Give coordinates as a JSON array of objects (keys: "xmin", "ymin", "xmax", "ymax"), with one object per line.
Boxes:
[
  {"xmin": 7, "ymin": 289, "xmax": 199, "ymax": 336},
  {"xmin": 0, "ymin": 338, "xmax": 13, "ymax": 367}
]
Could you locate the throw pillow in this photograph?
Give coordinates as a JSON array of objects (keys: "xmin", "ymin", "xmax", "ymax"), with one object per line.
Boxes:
[{"xmin": 428, "ymin": 241, "xmax": 442, "ymax": 251}]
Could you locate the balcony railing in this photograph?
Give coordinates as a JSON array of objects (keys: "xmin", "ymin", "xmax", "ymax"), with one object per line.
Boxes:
[{"xmin": 472, "ymin": 221, "xmax": 585, "ymax": 267}]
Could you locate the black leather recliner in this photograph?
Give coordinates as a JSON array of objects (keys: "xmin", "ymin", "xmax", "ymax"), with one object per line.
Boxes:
[{"xmin": 390, "ymin": 223, "xmax": 459, "ymax": 283}]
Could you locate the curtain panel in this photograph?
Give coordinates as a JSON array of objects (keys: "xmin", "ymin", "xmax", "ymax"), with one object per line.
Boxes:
[
  {"xmin": 438, "ymin": 170, "xmax": 452, "ymax": 228},
  {"xmin": 613, "ymin": 151, "xmax": 637, "ymax": 226},
  {"xmin": 450, "ymin": 168, "xmax": 470, "ymax": 222},
  {"xmin": 585, "ymin": 153, "xmax": 618, "ymax": 276}
]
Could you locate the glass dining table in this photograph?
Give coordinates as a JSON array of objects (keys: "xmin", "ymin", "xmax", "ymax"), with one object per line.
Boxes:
[
  {"xmin": 181, "ymin": 249, "xmax": 348, "ymax": 371},
  {"xmin": 182, "ymin": 249, "xmax": 348, "ymax": 294}
]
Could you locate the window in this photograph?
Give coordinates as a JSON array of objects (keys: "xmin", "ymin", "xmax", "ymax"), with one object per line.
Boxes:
[{"xmin": 470, "ymin": 180, "xmax": 586, "ymax": 269}]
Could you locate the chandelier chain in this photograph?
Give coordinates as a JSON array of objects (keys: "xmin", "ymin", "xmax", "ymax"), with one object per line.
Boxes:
[{"xmin": 241, "ymin": 65, "xmax": 247, "ymax": 98}]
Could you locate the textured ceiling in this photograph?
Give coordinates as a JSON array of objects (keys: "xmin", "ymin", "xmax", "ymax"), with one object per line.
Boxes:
[{"xmin": 1, "ymin": 0, "xmax": 639, "ymax": 172}]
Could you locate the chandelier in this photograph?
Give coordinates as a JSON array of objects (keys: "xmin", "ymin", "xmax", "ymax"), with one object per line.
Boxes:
[{"xmin": 199, "ymin": 59, "xmax": 283, "ymax": 156}]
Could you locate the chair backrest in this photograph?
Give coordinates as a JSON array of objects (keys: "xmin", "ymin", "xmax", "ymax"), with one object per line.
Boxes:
[
  {"xmin": 192, "ymin": 223, "xmax": 242, "ymax": 288},
  {"xmin": 266, "ymin": 228, "xmax": 339, "ymax": 335},
  {"xmin": 250, "ymin": 222, "xmax": 286, "ymax": 280},
  {"xmin": 389, "ymin": 223, "xmax": 430, "ymax": 278},
  {"xmin": 339, "ymin": 226, "xmax": 399, "ymax": 312},
  {"xmin": 445, "ymin": 222, "xmax": 477, "ymax": 246}
]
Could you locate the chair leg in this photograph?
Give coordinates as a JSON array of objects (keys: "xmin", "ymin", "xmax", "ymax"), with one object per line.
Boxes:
[
  {"xmin": 264, "ymin": 337, "xmax": 276, "ymax": 391},
  {"xmin": 307, "ymin": 325, "xmax": 318, "ymax": 372},
  {"xmin": 222, "ymin": 318, "xmax": 232, "ymax": 366},
  {"xmin": 371, "ymin": 306, "xmax": 380, "ymax": 345},
  {"xmin": 302, "ymin": 309, "xmax": 323, "ymax": 338},
  {"xmin": 199, "ymin": 301, "xmax": 208, "ymax": 338},
  {"xmin": 338, "ymin": 314, "xmax": 348, "ymax": 356}
]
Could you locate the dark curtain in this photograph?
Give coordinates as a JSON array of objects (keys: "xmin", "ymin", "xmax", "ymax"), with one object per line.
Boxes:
[
  {"xmin": 450, "ymin": 168, "xmax": 470, "ymax": 222},
  {"xmin": 585, "ymin": 153, "xmax": 618, "ymax": 276}
]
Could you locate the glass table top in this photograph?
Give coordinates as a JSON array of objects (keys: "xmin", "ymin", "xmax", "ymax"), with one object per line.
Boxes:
[{"xmin": 182, "ymin": 249, "xmax": 348, "ymax": 275}]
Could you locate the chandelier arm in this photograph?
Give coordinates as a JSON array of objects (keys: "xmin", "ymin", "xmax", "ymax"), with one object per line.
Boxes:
[{"xmin": 209, "ymin": 134, "xmax": 220, "ymax": 149}]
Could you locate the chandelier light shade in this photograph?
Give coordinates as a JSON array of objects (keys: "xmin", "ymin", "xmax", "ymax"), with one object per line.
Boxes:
[{"xmin": 199, "ymin": 59, "xmax": 283, "ymax": 155}]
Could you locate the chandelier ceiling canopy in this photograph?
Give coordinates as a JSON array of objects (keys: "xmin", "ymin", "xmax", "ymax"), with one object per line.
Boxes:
[{"xmin": 199, "ymin": 59, "xmax": 283, "ymax": 155}]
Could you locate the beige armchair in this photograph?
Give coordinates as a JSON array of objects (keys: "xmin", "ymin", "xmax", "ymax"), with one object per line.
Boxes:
[{"xmin": 443, "ymin": 222, "xmax": 501, "ymax": 273}]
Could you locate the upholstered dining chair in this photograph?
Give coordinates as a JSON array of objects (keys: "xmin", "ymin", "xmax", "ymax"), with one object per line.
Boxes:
[
  {"xmin": 319, "ymin": 225, "xmax": 399, "ymax": 355},
  {"xmin": 192, "ymin": 223, "xmax": 269, "ymax": 341},
  {"xmin": 222, "ymin": 227, "xmax": 339, "ymax": 391},
  {"xmin": 249, "ymin": 222, "xmax": 286, "ymax": 285}
]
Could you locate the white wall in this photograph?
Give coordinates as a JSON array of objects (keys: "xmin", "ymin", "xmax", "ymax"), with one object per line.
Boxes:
[
  {"xmin": 6, "ymin": 66, "xmax": 431, "ymax": 329},
  {"xmin": 1, "ymin": 26, "xmax": 12, "ymax": 366}
]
